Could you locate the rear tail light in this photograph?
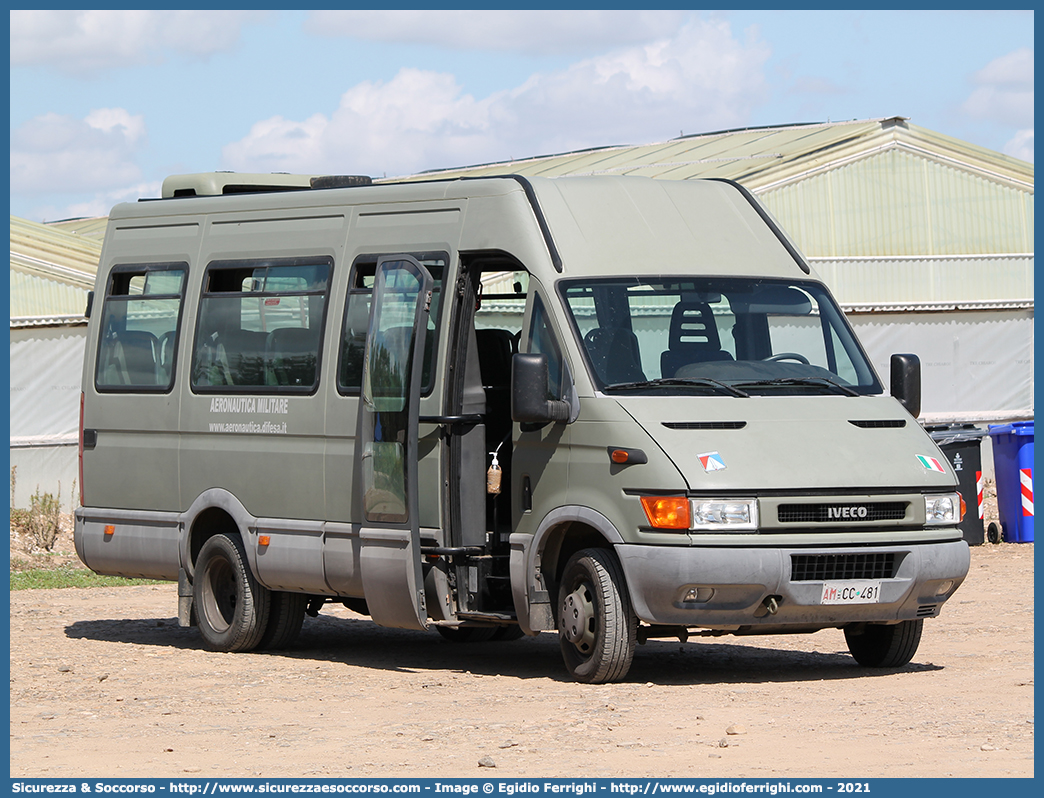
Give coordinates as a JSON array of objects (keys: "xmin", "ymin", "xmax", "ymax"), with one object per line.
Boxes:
[{"xmin": 78, "ymin": 392, "xmax": 85, "ymax": 506}]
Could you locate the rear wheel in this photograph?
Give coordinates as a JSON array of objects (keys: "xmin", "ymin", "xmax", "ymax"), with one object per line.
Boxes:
[
  {"xmin": 844, "ymin": 619, "xmax": 923, "ymax": 667},
  {"xmin": 258, "ymin": 591, "xmax": 307, "ymax": 650},
  {"xmin": 194, "ymin": 533, "xmax": 270, "ymax": 652},
  {"xmin": 557, "ymin": 548, "xmax": 636, "ymax": 683}
]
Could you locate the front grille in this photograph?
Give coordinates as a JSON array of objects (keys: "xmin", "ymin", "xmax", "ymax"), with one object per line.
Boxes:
[
  {"xmin": 791, "ymin": 552, "xmax": 899, "ymax": 582},
  {"xmin": 848, "ymin": 419, "xmax": 907, "ymax": 429},
  {"xmin": 778, "ymin": 502, "xmax": 907, "ymax": 523},
  {"xmin": 917, "ymin": 605, "xmax": 939, "ymax": 617}
]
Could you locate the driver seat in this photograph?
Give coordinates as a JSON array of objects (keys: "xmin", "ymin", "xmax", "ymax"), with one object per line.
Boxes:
[{"xmin": 661, "ymin": 302, "xmax": 733, "ymax": 378}]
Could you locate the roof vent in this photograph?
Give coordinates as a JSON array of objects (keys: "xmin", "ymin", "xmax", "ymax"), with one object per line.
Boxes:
[{"xmin": 310, "ymin": 175, "xmax": 373, "ymax": 189}]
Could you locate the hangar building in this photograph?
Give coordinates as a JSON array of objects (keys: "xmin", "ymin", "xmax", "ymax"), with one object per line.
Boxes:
[{"xmin": 8, "ymin": 117, "xmax": 1033, "ymax": 506}]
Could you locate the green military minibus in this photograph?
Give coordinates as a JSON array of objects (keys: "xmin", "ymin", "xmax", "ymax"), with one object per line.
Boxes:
[{"xmin": 75, "ymin": 173, "xmax": 970, "ymax": 683}]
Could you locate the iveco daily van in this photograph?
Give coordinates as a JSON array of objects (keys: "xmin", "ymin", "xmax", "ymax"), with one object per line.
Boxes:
[{"xmin": 75, "ymin": 173, "xmax": 970, "ymax": 683}]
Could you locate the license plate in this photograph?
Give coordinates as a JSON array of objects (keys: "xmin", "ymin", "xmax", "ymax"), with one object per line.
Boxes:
[{"xmin": 821, "ymin": 580, "xmax": 881, "ymax": 605}]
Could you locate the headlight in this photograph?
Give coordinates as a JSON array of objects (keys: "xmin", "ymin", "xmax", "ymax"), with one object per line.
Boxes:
[
  {"xmin": 924, "ymin": 493, "xmax": 963, "ymax": 525},
  {"xmin": 692, "ymin": 499, "xmax": 759, "ymax": 531}
]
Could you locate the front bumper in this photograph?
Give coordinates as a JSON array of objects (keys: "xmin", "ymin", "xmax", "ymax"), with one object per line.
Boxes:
[{"xmin": 616, "ymin": 538, "xmax": 970, "ymax": 628}]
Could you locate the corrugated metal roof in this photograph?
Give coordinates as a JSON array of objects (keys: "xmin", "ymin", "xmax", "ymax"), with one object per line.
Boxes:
[
  {"xmin": 10, "ymin": 216, "xmax": 101, "ymax": 322},
  {"xmin": 391, "ymin": 117, "xmax": 1033, "ymax": 301},
  {"xmin": 45, "ymin": 216, "xmax": 109, "ymax": 241},
  {"xmin": 398, "ymin": 117, "xmax": 1033, "ymax": 188}
]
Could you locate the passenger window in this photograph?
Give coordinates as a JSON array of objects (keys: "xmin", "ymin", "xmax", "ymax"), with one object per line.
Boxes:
[
  {"xmin": 95, "ymin": 264, "xmax": 187, "ymax": 392},
  {"xmin": 527, "ymin": 293, "xmax": 567, "ymax": 401},
  {"xmin": 337, "ymin": 253, "xmax": 446, "ymax": 395},
  {"xmin": 192, "ymin": 258, "xmax": 331, "ymax": 393}
]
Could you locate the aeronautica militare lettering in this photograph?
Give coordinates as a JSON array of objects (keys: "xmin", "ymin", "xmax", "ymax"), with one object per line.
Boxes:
[{"xmin": 209, "ymin": 397, "xmax": 289, "ymax": 414}]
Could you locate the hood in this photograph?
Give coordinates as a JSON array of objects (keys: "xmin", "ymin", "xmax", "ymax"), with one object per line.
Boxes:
[{"xmin": 614, "ymin": 395, "xmax": 957, "ymax": 492}]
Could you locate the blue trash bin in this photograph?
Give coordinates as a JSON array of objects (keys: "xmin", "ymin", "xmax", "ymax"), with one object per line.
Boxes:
[{"xmin": 988, "ymin": 421, "xmax": 1034, "ymax": 543}]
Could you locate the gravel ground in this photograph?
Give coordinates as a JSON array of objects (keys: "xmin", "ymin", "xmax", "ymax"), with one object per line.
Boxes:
[{"xmin": 9, "ymin": 535, "xmax": 1034, "ymax": 779}]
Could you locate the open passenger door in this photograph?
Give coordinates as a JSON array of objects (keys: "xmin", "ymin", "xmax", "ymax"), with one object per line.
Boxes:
[{"xmin": 357, "ymin": 255, "xmax": 433, "ymax": 630}]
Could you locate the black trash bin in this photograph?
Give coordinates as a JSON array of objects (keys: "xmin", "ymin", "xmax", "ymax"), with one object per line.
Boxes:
[{"xmin": 926, "ymin": 424, "xmax": 988, "ymax": 545}]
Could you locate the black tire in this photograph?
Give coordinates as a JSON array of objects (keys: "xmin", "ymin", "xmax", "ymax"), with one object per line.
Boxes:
[
  {"xmin": 987, "ymin": 521, "xmax": 1002, "ymax": 544},
  {"xmin": 557, "ymin": 548, "xmax": 637, "ymax": 683},
  {"xmin": 436, "ymin": 625, "xmax": 499, "ymax": 643},
  {"xmin": 258, "ymin": 591, "xmax": 307, "ymax": 650},
  {"xmin": 844, "ymin": 619, "xmax": 923, "ymax": 667},
  {"xmin": 490, "ymin": 625, "xmax": 526, "ymax": 642},
  {"xmin": 194, "ymin": 533, "xmax": 270, "ymax": 652}
]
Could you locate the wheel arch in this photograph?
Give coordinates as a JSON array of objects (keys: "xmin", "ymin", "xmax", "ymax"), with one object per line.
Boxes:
[
  {"xmin": 179, "ymin": 489, "xmax": 258, "ymax": 581},
  {"xmin": 511, "ymin": 505, "xmax": 624, "ymax": 633}
]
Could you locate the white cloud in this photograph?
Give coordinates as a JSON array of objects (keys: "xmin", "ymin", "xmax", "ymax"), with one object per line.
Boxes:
[
  {"xmin": 962, "ymin": 48, "xmax": 1034, "ymax": 128},
  {"xmin": 10, "ymin": 10, "xmax": 268, "ymax": 74},
  {"xmin": 224, "ymin": 18, "xmax": 769, "ymax": 177},
  {"xmin": 303, "ymin": 10, "xmax": 690, "ymax": 55},
  {"xmin": 10, "ymin": 109, "xmax": 147, "ymax": 196},
  {"xmin": 27, "ymin": 182, "xmax": 164, "ymax": 224},
  {"xmin": 1003, "ymin": 130, "xmax": 1034, "ymax": 163}
]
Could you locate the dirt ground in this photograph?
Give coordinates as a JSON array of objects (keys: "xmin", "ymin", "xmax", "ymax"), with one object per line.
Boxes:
[{"xmin": 8, "ymin": 487, "xmax": 1034, "ymax": 780}]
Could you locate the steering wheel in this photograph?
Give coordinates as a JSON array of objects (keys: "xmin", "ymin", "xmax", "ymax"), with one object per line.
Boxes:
[{"xmin": 762, "ymin": 352, "xmax": 810, "ymax": 364}]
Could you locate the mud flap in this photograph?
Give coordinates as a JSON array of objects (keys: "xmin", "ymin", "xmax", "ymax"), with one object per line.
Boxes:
[{"xmin": 360, "ymin": 527, "xmax": 428, "ymax": 630}]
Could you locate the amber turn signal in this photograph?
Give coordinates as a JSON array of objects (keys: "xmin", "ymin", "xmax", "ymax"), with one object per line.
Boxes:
[
  {"xmin": 607, "ymin": 446, "xmax": 648, "ymax": 466},
  {"xmin": 259, "ymin": 535, "xmax": 271, "ymax": 547},
  {"xmin": 640, "ymin": 496, "xmax": 691, "ymax": 530}
]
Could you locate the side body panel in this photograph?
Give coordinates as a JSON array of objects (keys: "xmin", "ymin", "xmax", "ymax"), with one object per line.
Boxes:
[{"xmin": 80, "ymin": 219, "xmax": 204, "ymax": 513}]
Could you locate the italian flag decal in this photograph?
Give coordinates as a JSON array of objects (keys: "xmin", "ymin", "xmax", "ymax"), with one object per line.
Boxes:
[
  {"xmin": 698, "ymin": 451, "xmax": 727, "ymax": 472},
  {"xmin": 917, "ymin": 455, "xmax": 946, "ymax": 473}
]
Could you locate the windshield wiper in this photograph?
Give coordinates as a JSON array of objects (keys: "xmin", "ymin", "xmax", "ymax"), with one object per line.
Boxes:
[
  {"xmin": 734, "ymin": 377, "xmax": 860, "ymax": 396},
  {"xmin": 604, "ymin": 377, "xmax": 750, "ymax": 398}
]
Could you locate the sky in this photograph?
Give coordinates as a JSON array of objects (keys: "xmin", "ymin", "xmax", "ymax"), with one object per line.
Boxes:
[{"xmin": 8, "ymin": 9, "xmax": 1035, "ymax": 223}]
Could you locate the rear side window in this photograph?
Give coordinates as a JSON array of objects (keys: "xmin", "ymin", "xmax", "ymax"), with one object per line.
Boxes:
[
  {"xmin": 192, "ymin": 258, "xmax": 332, "ymax": 393},
  {"xmin": 95, "ymin": 263, "xmax": 187, "ymax": 392}
]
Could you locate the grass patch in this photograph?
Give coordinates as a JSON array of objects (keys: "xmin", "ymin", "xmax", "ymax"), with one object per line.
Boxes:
[{"xmin": 10, "ymin": 566, "xmax": 165, "ymax": 590}]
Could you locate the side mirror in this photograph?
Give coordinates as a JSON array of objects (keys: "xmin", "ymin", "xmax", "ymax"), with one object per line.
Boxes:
[
  {"xmin": 512, "ymin": 353, "xmax": 570, "ymax": 424},
  {"xmin": 890, "ymin": 353, "xmax": 921, "ymax": 419}
]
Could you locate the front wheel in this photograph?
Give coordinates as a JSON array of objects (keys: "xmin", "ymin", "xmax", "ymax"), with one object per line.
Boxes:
[
  {"xmin": 557, "ymin": 548, "xmax": 637, "ymax": 683},
  {"xmin": 194, "ymin": 533, "xmax": 270, "ymax": 652},
  {"xmin": 844, "ymin": 619, "xmax": 923, "ymax": 667}
]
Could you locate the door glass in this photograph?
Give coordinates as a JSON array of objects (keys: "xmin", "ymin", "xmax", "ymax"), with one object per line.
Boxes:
[{"xmin": 361, "ymin": 260, "xmax": 430, "ymax": 523}]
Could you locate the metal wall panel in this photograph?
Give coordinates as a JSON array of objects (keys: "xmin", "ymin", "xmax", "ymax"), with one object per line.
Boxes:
[
  {"xmin": 762, "ymin": 149, "xmax": 1034, "ymax": 258},
  {"xmin": 813, "ymin": 255, "xmax": 1033, "ymax": 305},
  {"xmin": 9, "ymin": 271, "xmax": 91, "ymax": 318}
]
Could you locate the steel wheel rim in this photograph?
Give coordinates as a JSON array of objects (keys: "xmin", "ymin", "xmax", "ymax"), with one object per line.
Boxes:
[
  {"xmin": 562, "ymin": 582, "xmax": 596, "ymax": 655},
  {"xmin": 201, "ymin": 557, "xmax": 236, "ymax": 633}
]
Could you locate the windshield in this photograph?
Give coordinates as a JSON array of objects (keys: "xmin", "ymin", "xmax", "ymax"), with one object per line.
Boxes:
[{"xmin": 559, "ymin": 277, "xmax": 882, "ymax": 395}]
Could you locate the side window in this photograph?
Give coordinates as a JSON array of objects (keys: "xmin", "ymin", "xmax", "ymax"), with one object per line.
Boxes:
[
  {"xmin": 95, "ymin": 264, "xmax": 187, "ymax": 392},
  {"xmin": 192, "ymin": 258, "xmax": 331, "ymax": 393},
  {"xmin": 337, "ymin": 253, "xmax": 445, "ymax": 395},
  {"xmin": 527, "ymin": 292, "xmax": 567, "ymax": 401}
]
